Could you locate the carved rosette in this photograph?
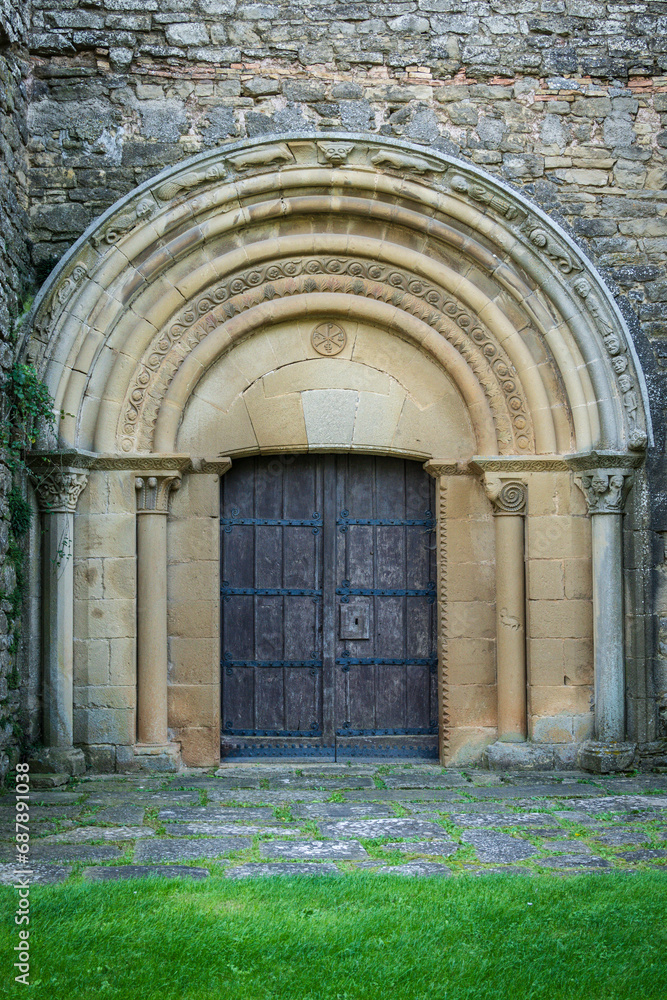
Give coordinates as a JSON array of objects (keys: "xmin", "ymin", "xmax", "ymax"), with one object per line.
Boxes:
[
  {"xmin": 33, "ymin": 469, "xmax": 89, "ymax": 513},
  {"xmin": 575, "ymin": 470, "xmax": 633, "ymax": 514},
  {"xmin": 135, "ymin": 473, "xmax": 181, "ymax": 514},
  {"xmin": 483, "ymin": 476, "xmax": 527, "ymax": 516}
]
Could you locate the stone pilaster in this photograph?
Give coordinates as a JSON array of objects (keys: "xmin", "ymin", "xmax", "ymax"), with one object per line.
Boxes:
[
  {"xmin": 575, "ymin": 469, "xmax": 633, "ymax": 745},
  {"xmin": 33, "ymin": 467, "xmax": 89, "ymax": 775},
  {"xmin": 483, "ymin": 476, "xmax": 528, "ymax": 743}
]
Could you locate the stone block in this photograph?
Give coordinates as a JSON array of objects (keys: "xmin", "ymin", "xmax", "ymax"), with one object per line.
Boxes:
[
  {"xmin": 319, "ymin": 819, "xmax": 444, "ymax": 839},
  {"xmin": 168, "ymin": 600, "xmax": 218, "ymax": 638},
  {"xmin": 168, "ymin": 684, "xmax": 219, "ymax": 729},
  {"xmin": 449, "ymin": 683, "xmax": 497, "ymax": 727},
  {"xmin": 447, "ymin": 638, "xmax": 495, "ymax": 686},
  {"xmin": 528, "ymin": 559, "xmax": 565, "ymax": 600},
  {"xmin": 485, "ymin": 741, "xmax": 555, "ymax": 771},
  {"xmin": 225, "ymin": 863, "xmax": 338, "ymax": 879},
  {"xmin": 447, "ymin": 560, "xmax": 495, "ymax": 602},
  {"xmin": 528, "ymin": 599, "xmax": 592, "ymax": 639},
  {"xmin": 103, "ymin": 558, "xmax": 135, "ymax": 600},
  {"xmin": 74, "ymin": 598, "xmax": 136, "ymax": 640},
  {"xmin": 109, "ymin": 638, "xmax": 135, "ymax": 685},
  {"xmin": 170, "ymin": 474, "xmax": 219, "ymax": 518},
  {"xmin": 74, "ymin": 559, "xmax": 104, "ymax": 600},
  {"xmin": 168, "ymin": 517, "xmax": 219, "ymax": 563},
  {"xmin": 136, "ymin": 838, "xmax": 247, "ymax": 861},
  {"xmin": 444, "ymin": 727, "xmax": 496, "ymax": 767},
  {"xmin": 175, "ymin": 725, "xmax": 221, "ymax": 767},
  {"xmin": 529, "ymin": 714, "xmax": 574, "ymax": 744},
  {"xmin": 530, "ymin": 685, "xmax": 592, "ymax": 717},
  {"xmin": 447, "ymin": 601, "xmax": 495, "ymax": 639},
  {"xmin": 578, "ymin": 741, "xmax": 638, "ymax": 773},
  {"xmin": 169, "ymin": 637, "xmax": 218, "ymax": 684},
  {"xmin": 527, "ymin": 515, "xmax": 590, "ymax": 561},
  {"xmin": 562, "ymin": 638, "xmax": 593, "ymax": 685},
  {"xmin": 74, "ymin": 685, "xmax": 135, "ymax": 711},
  {"xmin": 73, "ymin": 707, "xmax": 134, "ymax": 746},
  {"xmin": 563, "ymin": 558, "xmax": 592, "ymax": 600},
  {"xmin": 74, "ymin": 639, "xmax": 109, "ymax": 686},
  {"xmin": 169, "ymin": 562, "xmax": 219, "ymax": 603},
  {"xmin": 528, "ymin": 638, "xmax": 563, "ymax": 686},
  {"xmin": 74, "ymin": 514, "xmax": 135, "ymax": 560}
]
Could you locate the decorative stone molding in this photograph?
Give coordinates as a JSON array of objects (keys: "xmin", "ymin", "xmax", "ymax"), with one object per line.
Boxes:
[
  {"xmin": 92, "ymin": 453, "xmax": 191, "ymax": 472},
  {"xmin": 190, "ymin": 457, "xmax": 232, "ymax": 476},
  {"xmin": 471, "ymin": 455, "xmax": 570, "ymax": 473},
  {"xmin": 423, "ymin": 461, "xmax": 470, "ymax": 478},
  {"xmin": 481, "ymin": 476, "xmax": 527, "ymax": 516},
  {"xmin": 572, "ymin": 277, "xmax": 647, "ymax": 452},
  {"xmin": 574, "ymin": 469, "xmax": 633, "ymax": 514},
  {"xmin": 33, "ymin": 468, "xmax": 89, "ymax": 513},
  {"xmin": 135, "ymin": 473, "xmax": 182, "ymax": 514}
]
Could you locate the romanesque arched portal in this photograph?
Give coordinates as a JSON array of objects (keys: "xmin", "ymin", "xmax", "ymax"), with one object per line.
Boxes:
[{"xmin": 25, "ymin": 134, "xmax": 650, "ymax": 771}]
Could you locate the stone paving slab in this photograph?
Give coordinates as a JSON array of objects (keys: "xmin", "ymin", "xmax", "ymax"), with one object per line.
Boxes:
[
  {"xmin": 84, "ymin": 865, "xmax": 210, "ymax": 881},
  {"xmin": 23, "ymin": 844, "xmax": 123, "ymax": 863},
  {"xmin": 539, "ymin": 841, "xmax": 593, "ymax": 854},
  {"xmin": 41, "ymin": 826, "xmax": 156, "ymax": 843},
  {"xmin": 90, "ymin": 806, "xmax": 147, "ymax": 824},
  {"xmin": 615, "ymin": 849, "xmax": 667, "ymax": 862},
  {"xmin": 226, "ymin": 863, "xmax": 339, "ymax": 879},
  {"xmin": 343, "ymin": 789, "xmax": 466, "ymax": 803},
  {"xmin": 382, "ymin": 775, "xmax": 469, "ymax": 789},
  {"xmin": 383, "ymin": 840, "xmax": 458, "ymax": 857},
  {"xmin": 269, "ymin": 777, "xmax": 375, "ymax": 790},
  {"xmin": 462, "ymin": 866, "xmax": 531, "ymax": 876},
  {"xmin": 319, "ymin": 819, "xmax": 445, "ymax": 839},
  {"xmin": 158, "ymin": 807, "xmax": 276, "ymax": 822},
  {"xmin": 590, "ymin": 829, "xmax": 659, "ymax": 846},
  {"xmin": 537, "ymin": 855, "xmax": 613, "ymax": 869},
  {"xmin": 447, "ymin": 812, "xmax": 559, "ymax": 828},
  {"xmin": 260, "ymin": 840, "xmax": 368, "ymax": 860},
  {"xmin": 28, "ymin": 793, "xmax": 83, "ymax": 805},
  {"xmin": 461, "ymin": 831, "xmax": 539, "ymax": 863},
  {"xmin": 372, "ymin": 862, "xmax": 452, "ymax": 877},
  {"xmin": 293, "ymin": 803, "xmax": 395, "ymax": 819},
  {"xmin": 0, "ymin": 863, "xmax": 71, "ymax": 885},
  {"xmin": 164, "ymin": 822, "xmax": 295, "ymax": 836},
  {"xmin": 136, "ymin": 838, "xmax": 247, "ymax": 861}
]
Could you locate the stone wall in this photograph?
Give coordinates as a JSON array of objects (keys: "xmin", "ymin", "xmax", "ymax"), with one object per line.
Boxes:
[
  {"xmin": 16, "ymin": 1, "xmax": 667, "ymax": 756},
  {"xmin": 0, "ymin": 0, "xmax": 32, "ymax": 779}
]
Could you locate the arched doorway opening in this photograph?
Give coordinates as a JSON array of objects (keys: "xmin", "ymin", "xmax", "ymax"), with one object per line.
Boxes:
[{"xmin": 23, "ymin": 133, "xmax": 650, "ymax": 772}]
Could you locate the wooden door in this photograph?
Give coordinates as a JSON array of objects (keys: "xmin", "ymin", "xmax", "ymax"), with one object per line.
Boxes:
[{"xmin": 221, "ymin": 455, "xmax": 437, "ymax": 758}]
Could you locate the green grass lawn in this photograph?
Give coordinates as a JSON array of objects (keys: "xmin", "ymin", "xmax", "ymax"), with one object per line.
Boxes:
[{"xmin": 1, "ymin": 873, "xmax": 665, "ymax": 999}]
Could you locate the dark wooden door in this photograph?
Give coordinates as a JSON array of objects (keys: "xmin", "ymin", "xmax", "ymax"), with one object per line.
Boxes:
[{"xmin": 221, "ymin": 455, "xmax": 437, "ymax": 759}]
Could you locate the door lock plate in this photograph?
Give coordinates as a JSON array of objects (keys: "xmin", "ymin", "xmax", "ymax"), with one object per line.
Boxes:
[{"xmin": 340, "ymin": 599, "xmax": 371, "ymax": 640}]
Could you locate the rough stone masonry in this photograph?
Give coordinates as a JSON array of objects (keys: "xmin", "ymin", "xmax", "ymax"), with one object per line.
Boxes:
[{"xmin": 1, "ymin": 1, "xmax": 667, "ymax": 773}]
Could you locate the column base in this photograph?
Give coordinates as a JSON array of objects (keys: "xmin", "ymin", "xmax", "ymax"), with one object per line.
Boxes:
[
  {"xmin": 132, "ymin": 742, "xmax": 182, "ymax": 773},
  {"xmin": 485, "ymin": 741, "xmax": 557, "ymax": 771},
  {"xmin": 29, "ymin": 747, "xmax": 86, "ymax": 776},
  {"xmin": 577, "ymin": 740, "xmax": 637, "ymax": 774}
]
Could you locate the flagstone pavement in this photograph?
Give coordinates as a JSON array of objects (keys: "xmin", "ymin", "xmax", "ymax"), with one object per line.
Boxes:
[{"xmin": 2, "ymin": 763, "xmax": 667, "ymax": 883}]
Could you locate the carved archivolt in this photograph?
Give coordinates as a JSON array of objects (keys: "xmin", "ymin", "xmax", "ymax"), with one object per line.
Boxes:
[
  {"xmin": 118, "ymin": 255, "xmax": 535, "ymax": 455},
  {"xmin": 29, "ymin": 133, "xmax": 649, "ymax": 459}
]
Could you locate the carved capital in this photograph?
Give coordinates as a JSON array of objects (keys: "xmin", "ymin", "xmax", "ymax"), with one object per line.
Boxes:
[
  {"xmin": 33, "ymin": 468, "xmax": 89, "ymax": 513},
  {"xmin": 575, "ymin": 469, "xmax": 633, "ymax": 514},
  {"xmin": 135, "ymin": 473, "xmax": 181, "ymax": 514},
  {"xmin": 483, "ymin": 476, "xmax": 527, "ymax": 516}
]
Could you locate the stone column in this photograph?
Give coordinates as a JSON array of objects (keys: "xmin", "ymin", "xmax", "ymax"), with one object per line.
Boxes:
[
  {"xmin": 34, "ymin": 467, "xmax": 89, "ymax": 775},
  {"xmin": 135, "ymin": 471, "xmax": 182, "ymax": 749},
  {"xmin": 575, "ymin": 469, "xmax": 633, "ymax": 744},
  {"xmin": 483, "ymin": 477, "xmax": 528, "ymax": 743}
]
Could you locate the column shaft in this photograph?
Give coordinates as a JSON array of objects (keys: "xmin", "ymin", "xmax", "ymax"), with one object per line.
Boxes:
[
  {"xmin": 591, "ymin": 512, "xmax": 625, "ymax": 741},
  {"xmin": 495, "ymin": 514, "xmax": 527, "ymax": 742},
  {"xmin": 42, "ymin": 511, "xmax": 74, "ymax": 746},
  {"xmin": 136, "ymin": 513, "xmax": 168, "ymax": 745}
]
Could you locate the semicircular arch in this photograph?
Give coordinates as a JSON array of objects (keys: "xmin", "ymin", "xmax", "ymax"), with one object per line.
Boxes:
[{"xmin": 26, "ymin": 132, "xmax": 651, "ymax": 461}]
